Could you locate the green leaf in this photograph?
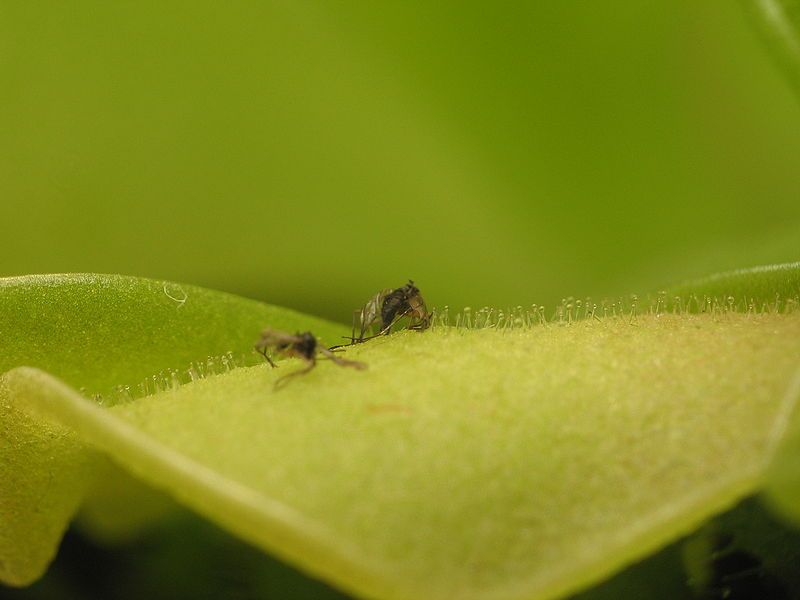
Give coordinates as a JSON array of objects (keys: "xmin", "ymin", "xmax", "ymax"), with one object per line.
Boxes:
[
  {"xmin": 742, "ymin": 0, "xmax": 800, "ymax": 96},
  {"xmin": 0, "ymin": 273, "xmax": 346, "ymax": 585},
  {"xmin": 0, "ymin": 273, "xmax": 347, "ymax": 397},
  {"xmin": 2, "ymin": 266, "xmax": 800, "ymax": 599},
  {"xmin": 665, "ymin": 260, "xmax": 800, "ymax": 308}
]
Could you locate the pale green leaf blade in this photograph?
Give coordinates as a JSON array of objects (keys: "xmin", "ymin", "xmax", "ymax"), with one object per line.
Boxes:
[
  {"xmin": 103, "ymin": 314, "xmax": 800, "ymax": 600},
  {"xmin": 0, "ymin": 393, "xmax": 99, "ymax": 587},
  {"xmin": 5, "ymin": 310, "xmax": 800, "ymax": 598}
]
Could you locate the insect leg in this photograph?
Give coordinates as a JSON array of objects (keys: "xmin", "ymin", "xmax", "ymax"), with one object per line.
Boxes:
[
  {"xmin": 358, "ymin": 308, "xmax": 374, "ymax": 343},
  {"xmin": 255, "ymin": 344, "xmax": 278, "ymax": 368},
  {"xmin": 329, "ymin": 310, "xmax": 369, "ymax": 349},
  {"xmin": 318, "ymin": 346, "xmax": 367, "ymax": 370},
  {"xmin": 408, "ymin": 314, "xmax": 429, "ymax": 331},
  {"xmin": 352, "ymin": 309, "xmax": 360, "ymax": 343},
  {"xmin": 274, "ymin": 359, "xmax": 316, "ymax": 390},
  {"xmin": 377, "ymin": 311, "xmax": 408, "ymax": 336}
]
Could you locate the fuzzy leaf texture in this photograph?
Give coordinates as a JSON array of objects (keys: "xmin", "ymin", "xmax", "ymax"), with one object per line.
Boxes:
[{"xmin": 2, "ymin": 266, "xmax": 800, "ymax": 600}]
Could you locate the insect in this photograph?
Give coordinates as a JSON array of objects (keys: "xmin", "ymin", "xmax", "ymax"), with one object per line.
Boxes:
[
  {"xmin": 255, "ymin": 329, "xmax": 366, "ymax": 388},
  {"xmin": 335, "ymin": 280, "xmax": 431, "ymax": 347}
]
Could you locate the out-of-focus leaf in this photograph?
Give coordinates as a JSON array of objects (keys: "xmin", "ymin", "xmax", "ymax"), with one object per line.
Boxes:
[
  {"xmin": 666, "ymin": 260, "xmax": 800, "ymax": 308},
  {"xmin": 742, "ymin": 0, "xmax": 800, "ymax": 96}
]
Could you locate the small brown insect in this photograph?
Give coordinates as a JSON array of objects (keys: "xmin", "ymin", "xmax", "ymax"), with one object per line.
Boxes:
[
  {"xmin": 255, "ymin": 329, "xmax": 366, "ymax": 388},
  {"xmin": 334, "ymin": 280, "xmax": 430, "ymax": 348}
]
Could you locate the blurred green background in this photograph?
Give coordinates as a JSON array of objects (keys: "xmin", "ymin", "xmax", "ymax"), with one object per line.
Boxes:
[
  {"xmin": 2, "ymin": 1, "xmax": 799, "ymax": 323},
  {"xmin": 3, "ymin": 2, "xmax": 800, "ymax": 598}
]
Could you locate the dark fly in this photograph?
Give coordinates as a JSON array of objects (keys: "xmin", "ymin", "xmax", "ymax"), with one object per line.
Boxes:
[
  {"xmin": 379, "ymin": 280, "xmax": 430, "ymax": 333},
  {"xmin": 333, "ymin": 280, "xmax": 431, "ymax": 348},
  {"xmin": 255, "ymin": 329, "xmax": 366, "ymax": 388}
]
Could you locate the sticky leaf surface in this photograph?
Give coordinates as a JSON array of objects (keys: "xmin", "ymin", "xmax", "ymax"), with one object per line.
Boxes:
[{"xmin": 2, "ymin": 267, "xmax": 800, "ymax": 599}]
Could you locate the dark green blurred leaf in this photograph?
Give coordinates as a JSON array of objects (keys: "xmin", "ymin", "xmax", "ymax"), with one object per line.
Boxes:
[{"xmin": 2, "ymin": 2, "xmax": 800, "ymax": 318}]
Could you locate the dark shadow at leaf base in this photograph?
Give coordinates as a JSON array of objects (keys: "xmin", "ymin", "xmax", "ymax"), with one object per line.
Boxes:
[
  {"xmin": 572, "ymin": 496, "xmax": 800, "ymax": 600},
  {"xmin": 0, "ymin": 511, "xmax": 352, "ymax": 600},
  {"xmin": 5, "ymin": 496, "xmax": 800, "ymax": 600}
]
